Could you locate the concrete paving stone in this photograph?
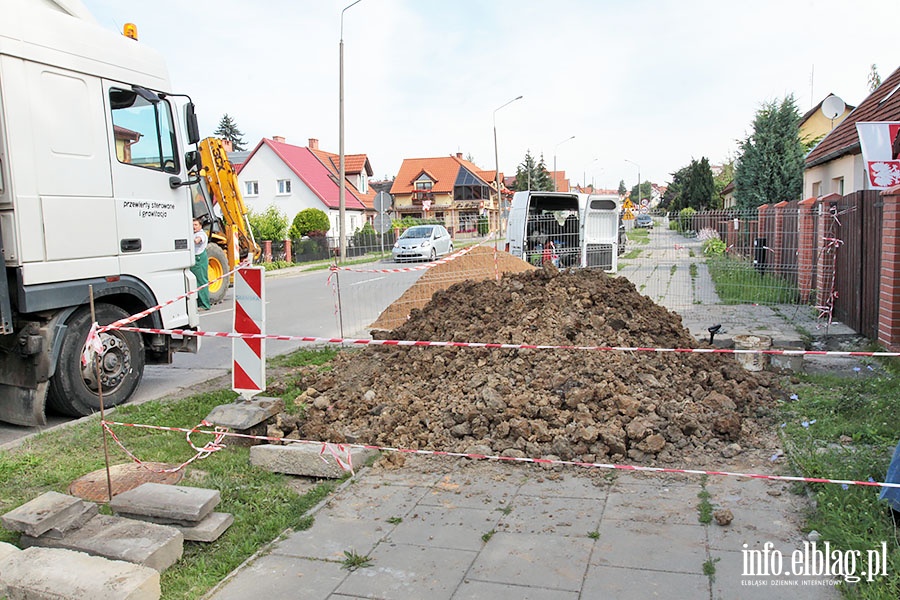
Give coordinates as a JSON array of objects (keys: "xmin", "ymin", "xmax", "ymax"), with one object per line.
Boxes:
[
  {"xmin": 451, "ymin": 579, "xmax": 580, "ymax": 600},
  {"xmin": 321, "ymin": 480, "xmax": 430, "ymax": 521},
  {"xmin": 496, "ymin": 494, "xmax": 604, "ymax": 536},
  {"xmin": 249, "ymin": 443, "xmax": 379, "ymax": 478},
  {"xmin": 366, "ymin": 464, "xmax": 451, "ymax": 488},
  {"xmin": 514, "ymin": 471, "xmax": 612, "ymax": 500},
  {"xmin": 335, "ymin": 543, "xmax": 477, "ymax": 600},
  {"xmin": 273, "ymin": 516, "xmax": 390, "ymax": 562},
  {"xmin": 207, "ymin": 553, "xmax": 347, "ymax": 600},
  {"xmin": 468, "ymin": 531, "xmax": 594, "ymax": 592},
  {"xmin": 0, "ymin": 540, "xmax": 18, "ymax": 562},
  {"xmin": 707, "ymin": 507, "xmax": 808, "ymax": 551},
  {"xmin": 20, "ymin": 514, "xmax": 183, "ymax": 572},
  {"xmin": 0, "ymin": 546, "xmax": 160, "ymax": 600},
  {"xmin": 109, "ymin": 483, "xmax": 219, "ymax": 525},
  {"xmin": 170, "ymin": 511, "xmax": 233, "ymax": 542},
  {"xmin": 592, "ymin": 519, "xmax": 707, "ymax": 575},
  {"xmin": 385, "ymin": 505, "xmax": 500, "ymax": 552},
  {"xmin": 705, "ymin": 476, "xmax": 790, "ymax": 508},
  {"xmin": 204, "ymin": 396, "xmax": 284, "ymax": 430},
  {"xmin": 582, "ymin": 564, "xmax": 710, "ymax": 599},
  {"xmin": 603, "ymin": 479, "xmax": 704, "ymax": 525},
  {"xmin": 712, "ymin": 549, "xmax": 843, "ymax": 599},
  {"xmin": 418, "ymin": 471, "xmax": 520, "ymax": 510},
  {"xmin": 1, "ymin": 491, "xmax": 96, "ymax": 537}
]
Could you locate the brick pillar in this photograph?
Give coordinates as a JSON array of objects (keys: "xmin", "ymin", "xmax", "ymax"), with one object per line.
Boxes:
[
  {"xmin": 796, "ymin": 197, "xmax": 817, "ymax": 302},
  {"xmin": 263, "ymin": 240, "xmax": 272, "ymax": 263},
  {"xmin": 878, "ymin": 186, "xmax": 900, "ymax": 349},
  {"xmin": 284, "ymin": 239, "xmax": 292, "ymax": 263},
  {"xmin": 815, "ymin": 193, "xmax": 841, "ymax": 311}
]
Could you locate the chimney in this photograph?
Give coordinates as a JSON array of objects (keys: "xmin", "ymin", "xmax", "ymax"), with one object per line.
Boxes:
[
  {"xmin": 272, "ymin": 135, "xmax": 286, "ymax": 143},
  {"xmin": 221, "ymin": 139, "xmax": 233, "ymax": 152},
  {"xmin": 308, "ymin": 138, "xmax": 319, "ymax": 150},
  {"xmin": 456, "ymin": 152, "xmax": 463, "ymax": 159}
]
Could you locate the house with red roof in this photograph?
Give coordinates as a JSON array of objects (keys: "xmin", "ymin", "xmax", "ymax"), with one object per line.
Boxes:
[
  {"xmin": 236, "ymin": 136, "xmax": 369, "ymax": 238},
  {"xmin": 390, "ymin": 153, "xmax": 502, "ymax": 234},
  {"xmin": 804, "ymin": 65, "xmax": 900, "ymax": 198}
]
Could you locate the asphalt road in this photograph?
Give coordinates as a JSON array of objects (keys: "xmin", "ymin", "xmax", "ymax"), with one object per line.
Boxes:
[{"xmin": 0, "ymin": 261, "xmax": 424, "ymax": 448}]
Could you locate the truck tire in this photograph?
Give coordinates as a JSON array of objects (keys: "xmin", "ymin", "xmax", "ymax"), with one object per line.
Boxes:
[
  {"xmin": 47, "ymin": 303, "xmax": 145, "ymax": 417},
  {"xmin": 206, "ymin": 243, "xmax": 229, "ymax": 305}
]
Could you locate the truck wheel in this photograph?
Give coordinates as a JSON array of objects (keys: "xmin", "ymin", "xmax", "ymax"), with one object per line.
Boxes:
[
  {"xmin": 47, "ymin": 304, "xmax": 145, "ymax": 417},
  {"xmin": 206, "ymin": 243, "xmax": 229, "ymax": 305}
]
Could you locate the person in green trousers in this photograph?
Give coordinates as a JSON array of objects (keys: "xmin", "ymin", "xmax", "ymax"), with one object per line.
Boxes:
[{"xmin": 191, "ymin": 218, "xmax": 212, "ymax": 310}]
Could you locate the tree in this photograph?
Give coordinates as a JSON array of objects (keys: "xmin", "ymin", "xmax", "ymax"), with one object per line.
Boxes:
[
  {"xmin": 289, "ymin": 208, "xmax": 330, "ymax": 239},
  {"xmin": 247, "ymin": 204, "xmax": 288, "ymax": 241},
  {"xmin": 683, "ymin": 157, "xmax": 717, "ymax": 210},
  {"xmin": 629, "ymin": 181, "xmax": 652, "ymax": 205},
  {"xmin": 868, "ymin": 64, "xmax": 882, "ymax": 92},
  {"xmin": 214, "ymin": 114, "xmax": 247, "ymax": 152},
  {"xmin": 512, "ymin": 150, "xmax": 553, "ymax": 191},
  {"xmin": 733, "ymin": 95, "xmax": 804, "ymax": 210},
  {"xmin": 618, "ymin": 180, "xmax": 627, "ymax": 196}
]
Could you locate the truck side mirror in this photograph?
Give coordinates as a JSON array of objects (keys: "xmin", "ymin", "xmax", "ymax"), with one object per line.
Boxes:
[
  {"xmin": 185, "ymin": 150, "xmax": 201, "ymax": 171},
  {"xmin": 185, "ymin": 102, "xmax": 200, "ymax": 145}
]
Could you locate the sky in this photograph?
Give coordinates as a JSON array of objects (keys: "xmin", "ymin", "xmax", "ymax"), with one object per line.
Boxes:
[{"xmin": 81, "ymin": 0, "xmax": 898, "ymax": 191}]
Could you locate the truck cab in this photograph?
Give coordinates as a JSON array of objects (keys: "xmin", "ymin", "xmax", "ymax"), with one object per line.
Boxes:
[{"xmin": 0, "ymin": 0, "xmax": 201, "ymax": 425}]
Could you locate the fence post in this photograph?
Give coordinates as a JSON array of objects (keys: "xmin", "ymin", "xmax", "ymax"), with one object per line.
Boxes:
[
  {"xmin": 878, "ymin": 186, "xmax": 900, "ymax": 350},
  {"xmin": 772, "ymin": 201, "xmax": 788, "ymax": 276},
  {"xmin": 284, "ymin": 239, "xmax": 292, "ymax": 263},
  {"xmin": 797, "ymin": 197, "xmax": 817, "ymax": 303},
  {"xmin": 263, "ymin": 240, "xmax": 272, "ymax": 263}
]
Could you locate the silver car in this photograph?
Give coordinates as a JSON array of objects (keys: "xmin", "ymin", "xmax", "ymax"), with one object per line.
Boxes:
[{"xmin": 392, "ymin": 225, "xmax": 453, "ymax": 262}]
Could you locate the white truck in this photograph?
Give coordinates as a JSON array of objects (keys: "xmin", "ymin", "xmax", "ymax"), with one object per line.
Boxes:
[
  {"xmin": 506, "ymin": 191, "xmax": 621, "ymax": 272},
  {"xmin": 0, "ymin": 0, "xmax": 203, "ymax": 425}
]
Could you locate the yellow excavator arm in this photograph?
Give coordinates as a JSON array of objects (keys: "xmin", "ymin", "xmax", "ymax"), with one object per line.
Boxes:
[{"xmin": 197, "ymin": 137, "xmax": 262, "ymax": 267}]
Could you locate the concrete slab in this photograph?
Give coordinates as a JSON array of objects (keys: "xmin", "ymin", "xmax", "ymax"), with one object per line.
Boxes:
[
  {"xmin": 208, "ymin": 554, "xmax": 347, "ymax": 600},
  {"xmin": 707, "ymin": 507, "xmax": 807, "ymax": 551},
  {"xmin": 713, "ymin": 549, "xmax": 843, "ymax": 599},
  {"xmin": 204, "ymin": 397, "xmax": 284, "ymax": 430},
  {"xmin": 468, "ymin": 531, "xmax": 593, "ymax": 591},
  {"xmin": 273, "ymin": 517, "xmax": 389, "ymax": 562},
  {"xmin": 0, "ymin": 540, "xmax": 19, "ymax": 561},
  {"xmin": 249, "ymin": 443, "xmax": 378, "ymax": 478},
  {"xmin": 603, "ymin": 478, "xmax": 703, "ymax": 525},
  {"xmin": 386, "ymin": 505, "xmax": 499, "ymax": 552},
  {"xmin": 515, "ymin": 472, "xmax": 612, "ymax": 500},
  {"xmin": 582, "ymin": 564, "xmax": 710, "ymax": 599},
  {"xmin": 109, "ymin": 483, "xmax": 219, "ymax": 525},
  {"xmin": 451, "ymin": 580, "xmax": 579, "ymax": 600},
  {"xmin": 0, "ymin": 546, "xmax": 160, "ymax": 600},
  {"xmin": 170, "ymin": 511, "xmax": 234, "ymax": 542},
  {"xmin": 318, "ymin": 480, "xmax": 430, "ymax": 522},
  {"xmin": 592, "ymin": 519, "xmax": 707, "ymax": 574},
  {"xmin": 495, "ymin": 494, "xmax": 605, "ymax": 536},
  {"xmin": 1, "ymin": 491, "xmax": 97, "ymax": 537},
  {"xmin": 335, "ymin": 544, "xmax": 477, "ymax": 600},
  {"xmin": 20, "ymin": 514, "xmax": 184, "ymax": 572}
]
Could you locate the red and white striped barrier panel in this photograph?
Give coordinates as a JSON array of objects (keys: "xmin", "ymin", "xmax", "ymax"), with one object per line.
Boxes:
[
  {"xmin": 105, "ymin": 327, "xmax": 900, "ymax": 358},
  {"xmin": 100, "ymin": 419, "xmax": 900, "ymax": 489},
  {"xmin": 232, "ymin": 266, "xmax": 266, "ymax": 399}
]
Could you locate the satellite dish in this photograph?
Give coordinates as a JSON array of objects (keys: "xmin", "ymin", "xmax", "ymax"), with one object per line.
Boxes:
[{"xmin": 821, "ymin": 95, "xmax": 846, "ymax": 120}]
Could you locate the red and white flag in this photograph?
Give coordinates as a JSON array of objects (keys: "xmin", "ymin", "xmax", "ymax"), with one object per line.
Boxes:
[
  {"xmin": 856, "ymin": 122, "xmax": 900, "ymax": 189},
  {"xmin": 81, "ymin": 321, "xmax": 104, "ymax": 366}
]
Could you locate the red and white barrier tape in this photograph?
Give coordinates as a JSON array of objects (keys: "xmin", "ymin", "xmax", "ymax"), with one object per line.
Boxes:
[
  {"xmin": 328, "ymin": 245, "xmax": 475, "ymax": 275},
  {"xmin": 101, "ymin": 420, "xmax": 900, "ymax": 489},
  {"xmin": 99, "ymin": 261, "xmax": 247, "ymax": 333},
  {"xmin": 102, "ymin": 420, "xmax": 227, "ymax": 474},
  {"xmin": 106, "ymin": 326, "xmax": 900, "ymax": 358}
]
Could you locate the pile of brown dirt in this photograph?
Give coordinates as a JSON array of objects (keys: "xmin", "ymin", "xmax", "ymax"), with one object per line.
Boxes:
[
  {"xmin": 369, "ymin": 245, "xmax": 535, "ymax": 330},
  {"xmin": 289, "ymin": 262, "xmax": 781, "ymax": 466}
]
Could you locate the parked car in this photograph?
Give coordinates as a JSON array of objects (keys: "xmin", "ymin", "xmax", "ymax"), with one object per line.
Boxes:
[
  {"xmin": 392, "ymin": 225, "xmax": 453, "ymax": 262},
  {"xmin": 635, "ymin": 214, "xmax": 654, "ymax": 229}
]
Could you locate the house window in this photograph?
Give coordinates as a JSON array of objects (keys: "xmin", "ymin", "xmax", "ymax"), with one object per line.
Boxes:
[
  {"xmin": 811, "ymin": 181, "xmax": 821, "ymax": 197},
  {"xmin": 245, "ymin": 181, "xmax": 259, "ymax": 196},
  {"xmin": 831, "ymin": 177, "xmax": 844, "ymax": 196},
  {"xmin": 277, "ymin": 179, "xmax": 292, "ymax": 195}
]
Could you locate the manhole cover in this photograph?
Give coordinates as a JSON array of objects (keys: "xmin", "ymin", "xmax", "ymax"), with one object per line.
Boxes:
[{"xmin": 68, "ymin": 462, "xmax": 183, "ymax": 502}]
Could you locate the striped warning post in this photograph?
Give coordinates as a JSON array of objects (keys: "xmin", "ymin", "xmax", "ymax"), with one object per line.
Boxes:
[{"xmin": 232, "ymin": 266, "xmax": 266, "ymax": 399}]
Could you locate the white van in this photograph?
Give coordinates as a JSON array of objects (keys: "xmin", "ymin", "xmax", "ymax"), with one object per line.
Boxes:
[{"xmin": 506, "ymin": 192, "xmax": 620, "ymax": 272}]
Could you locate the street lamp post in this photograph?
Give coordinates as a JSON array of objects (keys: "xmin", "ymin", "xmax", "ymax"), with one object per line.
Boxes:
[
  {"xmin": 339, "ymin": 0, "xmax": 364, "ymax": 263},
  {"xmin": 582, "ymin": 158, "xmax": 599, "ymax": 190},
  {"xmin": 625, "ymin": 158, "xmax": 640, "ymax": 204},
  {"xmin": 493, "ymin": 95, "xmax": 522, "ymax": 240},
  {"xmin": 553, "ymin": 135, "xmax": 575, "ymax": 192}
]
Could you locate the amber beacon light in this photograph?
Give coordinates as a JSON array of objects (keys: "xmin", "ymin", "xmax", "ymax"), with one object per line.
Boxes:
[{"xmin": 123, "ymin": 23, "xmax": 138, "ymax": 40}]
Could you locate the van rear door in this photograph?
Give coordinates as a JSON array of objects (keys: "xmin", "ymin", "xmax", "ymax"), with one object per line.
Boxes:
[{"xmin": 582, "ymin": 195, "xmax": 620, "ymax": 272}]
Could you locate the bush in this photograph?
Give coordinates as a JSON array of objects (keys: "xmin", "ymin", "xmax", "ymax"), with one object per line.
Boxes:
[
  {"xmin": 248, "ymin": 204, "xmax": 289, "ymax": 241},
  {"xmin": 289, "ymin": 208, "xmax": 330, "ymax": 239},
  {"xmin": 678, "ymin": 207, "xmax": 696, "ymax": 234},
  {"xmin": 703, "ymin": 238, "xmax": 727, "ymax": 256}
]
